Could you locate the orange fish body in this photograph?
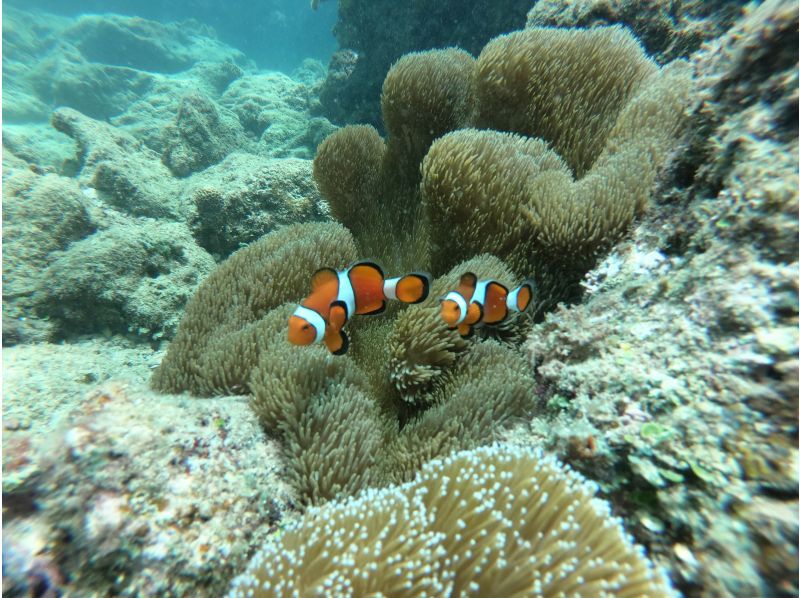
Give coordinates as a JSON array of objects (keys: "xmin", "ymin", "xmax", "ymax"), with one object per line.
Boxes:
[
  {"xmin": 440, "ymin": 272, "xmax": 534, "ymax": 337},
  {"xmin": 288, "ymin": 261, "xmax": 431, "ymax": 354}
]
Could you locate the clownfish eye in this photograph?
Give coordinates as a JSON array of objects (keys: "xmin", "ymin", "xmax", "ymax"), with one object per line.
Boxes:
[{"xmin": 302, "ymin": 324, "xmax": 310, "ymax": 331}]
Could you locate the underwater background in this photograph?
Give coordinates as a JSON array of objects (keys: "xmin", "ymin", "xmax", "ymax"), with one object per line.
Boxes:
[{"xmin": 2, "ymin": 0, "xmax": 797, "ymax": 596}]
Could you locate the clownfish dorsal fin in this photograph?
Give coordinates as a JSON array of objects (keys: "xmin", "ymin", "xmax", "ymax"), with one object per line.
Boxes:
[
  {"xmin": 459, "ymin": 272, "xmax": 478, "ymax": 289},
  {"xmin": 456, "ymin": 272, "xmax": 478, "ymax": 300},
  {"xmin": 349, "ymin": 260, "xmax": 385, "ymax": 279},
  {"xmin": 311, "ymin": 267, "xmax": 339, "ymax": 291},
  {"xmin": 329, "ymin": 300, "xmax": 349, "ymax": 330},
  {"xmin": 325, "ymin": 329, "xmax": 349, "ymax": 355}
]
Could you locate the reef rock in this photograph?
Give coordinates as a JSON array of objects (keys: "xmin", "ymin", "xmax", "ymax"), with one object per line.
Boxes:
[
  {"xmin": 52, "ymin": 107, "xmax": 184, "ymax": 219},
  {"xmin": 522, "ymin": 1, "xmax": 798, "ymax": 595},
  {"xmin": 35, "ymin": 221, "xmax": 214, "ymax": 341},
  {"xmin": 161, "ymin": 92, "xmax": 251, "ymax": 177},
  {"xmin": 2, "ymin": 344, "xmax": 294, "ymax": 597},
  {"xmin": 220, "ymin": 70, "xmax": 336, "ymax": 158},
  {"xmin": 183, "ymin": 153, "xmax": 329, "ymax": 257}
]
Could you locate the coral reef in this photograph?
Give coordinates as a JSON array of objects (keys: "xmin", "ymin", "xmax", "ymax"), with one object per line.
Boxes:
[
  {"xmin": 3, "ymin": 8, "xmax": 337, "ymax": 343},
  {"xmin": 153, "ymin": 226, "xmax": 539, "ymax": 504},
  {"xmin": 317, "ymin": 24, "xmax": 691, "ymax": 308},
  {"xmin": 230, "ymin": 444, "xmax": 672, "ymax": 596},
  {"xmin": 36, "ymin": 221, "xmax": 215, "ymax": 339},
  {"xmin": 526, "ymin": 0, "xmax": 747, "ymax": 63},
  {"xmin": 221, "ymin": 70, "xmax": 337, "ymax": 158},
  {"xmin": 161, "ymin": 92, "xmax": 250, "ymax": 176},
  {"xmin": 52, "ymin": 107, "xmax": 185, "ymax": 220},
  {"xmin": 518, "ymin": 1, "xmax": 798, "ymax": 595},
  {"xmin": 2, "ymin": 170, "xmax": 95, "ymax": 343},
  {"xmin": 3, "ymin": 1, "xmax": 796, "ymax": 596},
  {"xmin": 151, "ymin": 222, "xmax": 358, "ymax": 395},
  {"xmin": 183, "ymin": 154, "xmax": 330, "ymax": 257},
  {"xmin": 2, "ymin": 339, "xmax": 294, "ymax": 597},
  {"xmin": 156, "ymin": 21, "xmax": 690, "ymax": 530}
]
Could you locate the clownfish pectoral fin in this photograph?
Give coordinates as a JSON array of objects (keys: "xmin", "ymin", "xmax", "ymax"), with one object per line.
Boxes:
[
  {"xmin": 457, "ymin": 322, "xmax": 473, "ymax": 338},
  {"xmin": 311, "ymin": 267, "xmax": 339, "ymax": 291},
  {"xmin": 394, "ymin": 272, "xmax": 431, "ymax": 304},
  {"xmin": 324, "ymin": 328, "xmax": 349, "ymax": 355},
  {"xmin": 349, "ymin": 261, "xmax": 386, "ymax": 315},
  {"xmin": 329, "ymin": 300, "xmax": 349, "ymax": 330},
  {"xmin": 483, "ymin": 281, "xmax": 510, "ymax": 325}
]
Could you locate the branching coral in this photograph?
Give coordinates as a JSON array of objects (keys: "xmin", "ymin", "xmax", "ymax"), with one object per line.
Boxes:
[{"xmin": 229, "ymin": 444, "xmax": 672, "ymax": 597}]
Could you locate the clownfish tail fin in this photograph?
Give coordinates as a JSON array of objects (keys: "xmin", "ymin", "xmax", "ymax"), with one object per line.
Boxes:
[
  {"xmin": 391, "ymin": 272, "xmax": 431, "ymax": 304},
  {"xmin": 508, "ymin": 280, "xmax": 535, "ymax": 312}
]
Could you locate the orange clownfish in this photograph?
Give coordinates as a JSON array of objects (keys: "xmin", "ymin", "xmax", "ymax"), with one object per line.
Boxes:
[
  {"xmin": 440, "ymin": 272, "xmax": 534, "ymax": 337},
  {"xmin": 288, "ymin": 261, "xmax": 431, "ymax": 355}
]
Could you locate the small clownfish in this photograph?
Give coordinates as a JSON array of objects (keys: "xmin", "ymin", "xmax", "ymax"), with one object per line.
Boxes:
[
  {"xmin": 288, "ymin": 261, "xmax": 431, "ymax": 355},
  {"xmin": 440, "ymin": 272, "xmax": 534, "ymax": 337}
]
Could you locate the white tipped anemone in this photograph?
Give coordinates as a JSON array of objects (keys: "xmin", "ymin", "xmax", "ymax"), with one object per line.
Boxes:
[{"xmin": 229, "ymin": 444, "xmax": 674, "ymax": 597}]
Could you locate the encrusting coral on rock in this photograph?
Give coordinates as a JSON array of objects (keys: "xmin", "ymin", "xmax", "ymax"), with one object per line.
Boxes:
[
  {"xmin": 229, "ymin": 444, "xmax": 673, "ymax": 597},
  {"xmin": 514, "ymin": 1, "xmax": 798, "ymax": 595}
]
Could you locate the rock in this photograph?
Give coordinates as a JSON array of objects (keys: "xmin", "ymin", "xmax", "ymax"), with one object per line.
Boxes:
[
  {"xmin": 3, "ymin": 170, "xmax": 94, "ymax": 300},
  {"xmin": 220, "ymin": 71, "xmax": 337, "ymax": 158},
  {"xmin": 3, "ymin": 369, "xmax": 294, "ymax": 596},
  {"xmin": 2, "ymin": 124, "xmax": 79, "ymax": 175},
  {"xmin": 183, "ymin": 153, "xmax": 329, "ymax": 257},
  {"xmin": 61, "ymin": 14, "xmax": 247, "ymax": 74},
  {"xmin": 52, "ymin": 108, "xmax": 183, "ymax": 219},
  {"xmin": 526, "ymin": 0, "xmax": 747, "ymax": 63},
  {"xmin": 161, "ymin": 93, "xmax": 251, "ymax": 177},
  {"xmin": 35, "ymin": 221, "xmax": 214, "ymax": 340},
  {"xmin": 30, "ymin": 41, "xmax": 156, "ymax": 121}
]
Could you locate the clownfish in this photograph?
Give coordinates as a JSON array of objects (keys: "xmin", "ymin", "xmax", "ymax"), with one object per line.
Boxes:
[
  {"xmin": 440, "ymin": 272, "xmax": 534, "ymax": 337},
  {"xmin": 288, "ymin": 261, "xmax": 431, "ymax": 355}
]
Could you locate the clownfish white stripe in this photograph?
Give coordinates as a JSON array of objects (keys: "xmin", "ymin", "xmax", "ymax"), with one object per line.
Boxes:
[
  {"xmin": 292, "ymin": 305, "xmax": 326, "ymax": 343},
  {"xmin": 383, "ymin": 276, "xmax": 400, "ymax": 300},
  {"xmin": 337, "ymin": 269, "xmax": 356, "ymax": 318},
  {"xmin": 471, "ymin": 279, "xmax": 492, "ymax": 306},
  {"xmin": 507, "ymin": 285, "xmax": 522, "ymax": 312},
  {"xmin": 444, "ymin": 291, "xmax": 468, "ymax": 324}
]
